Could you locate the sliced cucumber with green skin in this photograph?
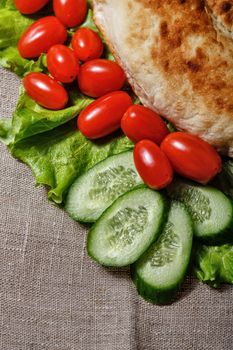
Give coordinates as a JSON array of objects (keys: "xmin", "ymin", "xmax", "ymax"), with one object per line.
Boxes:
[
  {"xmin": 132, "ymin": 201, "xmax": 193, "ymax": 304},
  {"xmin": 167, "ymin": 179, "xmax": 233, "ymax": 244},
  {"xmin": 87, "ymin": 187, "xmax": 167, "ymax": 267},
  {"xmin": 65, "ymin": 151, "xmax": 143, "ymax": 223}
]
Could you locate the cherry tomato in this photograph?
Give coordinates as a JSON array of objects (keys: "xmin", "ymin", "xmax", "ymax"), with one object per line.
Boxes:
[
  {"xmin": 78, "ymin": 91, "xmax": 133, "ymax": 139},
  {"xmin": 71, "ymin": 28, "xmax": 104, "ymax": 62},
  {"xmin": 78, "ymin": 59, "xmax": 126, "ymax": 98},
  {"xmin": 47, "ymin": 45, "xmax": 79, "ymax": 83},
  {"xmin": 53, "ymin": 0, "xmax": 87, "ymax": 28},
  {"xmin": 18, "ymin": 17, "xmax": 67, "ymax": 59},
  {"xmin": 14, "ymin": 0, "xmax": 49, "ymax": 14},
  {"xmin": 134, "ymin": 140, "xmax": 173, "ymax": 190},
  {"xmin": 161, "ymin": 132, "xmax": 222, "ymax": 184},
  {"xmin": 23, "ymin": 73, "xmax": 68, "ymax": 110},
  {"xmin": 121, "ymin": 105, "xmax": 169, "ymax": 144}
]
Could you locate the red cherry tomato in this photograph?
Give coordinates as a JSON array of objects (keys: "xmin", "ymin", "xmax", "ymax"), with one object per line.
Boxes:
[
  {"xmin": 161, "ymin": 132, "xmax": 222, "ymax": 184},
  {"xmin": 14, "ymin": 0, "xmax": 49, "ymax": 14},
  {"xmin": 47, "ymin": 45, "xmax": 79, "ymax": 83},
  {"xmin": 53, "ymin": 0, "xmax": 87, "ymax": 28},
  {"xmin": 121, "ymin": 105, "xmax": 169, "ymax": 144},
  {"xmin": 23, "ymin": 73, "xmax": 68, "ymax": 110},
  {"xmin": 71, "ymin": 28, "xmax": 104, "ymax": 62},
  {"xmin": 78, "ymin": 91, "xmax": 133, "ymax": 139},
  {"xmin": 134, "ymin": 140, "xmax": 173, "ymax": 190},
  {"xmin": 18, "ymin": 17, "xmax": 67, "ymax": 58},
  {"xmin": 78, "ymin": 59, "xmax": 126, "ymax": 98}
]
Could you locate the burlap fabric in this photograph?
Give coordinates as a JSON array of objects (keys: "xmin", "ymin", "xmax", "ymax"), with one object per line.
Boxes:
[{"xmin": 0, "ymin": 66, "xmax": 232, "ymax": 350}]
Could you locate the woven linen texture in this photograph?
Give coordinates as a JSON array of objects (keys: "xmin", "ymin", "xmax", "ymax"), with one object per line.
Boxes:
[{"xmin": 0, "ymin": 67, "xmax": 232, "ymax": 350}]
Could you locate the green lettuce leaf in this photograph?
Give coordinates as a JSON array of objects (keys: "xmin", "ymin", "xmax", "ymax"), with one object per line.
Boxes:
[
  {"xmin": 80, "ymin": 8, "xmax": 97, "ymax": 31},
  {"xmin": 0, "ymin": 8, "xmax": 38, "ymax": 76},
  {"xmin": 0, "ymin": 0, "xmax": 16, "ymax": 10},
  {"xmin": 10, "ymin": 122, "xmax": 133, "ymax": 203},
  {"xmin": 0, "ymin": 1, "xmax": 54, "ymax": 76},
  {"xmin": 0, "ymin": 80, "xmax": 132, "ymax": 204},
  {"xmin": 0, "ymin": 88, "xmax": 93, "ymax": 145},
  {"xmin": 0, "ymin": 118, "xmax": 12, "ymax": 142},
  {"xmin": 213, "ymin": 159, "xmax": 233, "ymax": 200},
  {"xmin": 0, "ymin": 3, "xmax": 133, "ymax": 205},
  {"xmin": 0, "ymin": 86, "xmax": 101, "ymax": 204},
  {"xmin": 194, "ymin": 244, "xmax": 233, "ymax": 287},
  {"xmin": 0, "ymin": 7, "xmax": 31, "ymax": 47},
  {"xmin": 0, "ymin": 47, "xmax": 47, "ymax": 77}
]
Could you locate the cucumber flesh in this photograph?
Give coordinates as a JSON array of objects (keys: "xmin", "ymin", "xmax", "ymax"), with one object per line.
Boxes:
[
  {"xmin": 87, "ymin": 187, "xmax": 167, "ymax": 267},
  {"xmin": 65, "ymin": 151, "xmax": 143, "ymax": 223},
  {"xmin": 132, "ymin": 201, "xmax": 193, "ymax": 304},
  {"xmin": 167, "ymin": 179, "xmax": 233, "ymax": 244}
]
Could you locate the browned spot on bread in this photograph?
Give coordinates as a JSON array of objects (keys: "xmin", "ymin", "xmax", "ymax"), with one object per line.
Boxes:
[
  {"xmin": 216, "ymin": 98, "xmax": 224, "ymax": 108},
  {"xmin": 196, "ymin": 48, "xmax": 206, "ymax": 60},
  {"xmin": 198, "ymin": 0, "xmax": 205, "ymax": 10},
  {"xmin": 127, "ymin": 0, "xmax": 133, "ymax": 10},
  {"xmin": 221, "ymin": 1, "xmax": 232, "ymax": 12},
  {"xmin": 211, "ymin": 80, "xmax": 227, "ymax": 89},
  {"xmin": 163, "ymin": 60, "xmax": 170, "ymax": 70},
  {"xmin": 160, "ymin": 22, "xmax": 168, "ymax": 36},
  {"xmin": 187, "ymin": 61, "xmax": 200, "ymax": 72}
]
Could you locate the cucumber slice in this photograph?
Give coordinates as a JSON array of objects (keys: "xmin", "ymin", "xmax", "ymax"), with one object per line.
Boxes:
[
  {"xmin": 167, "ymin": 179, "xmax": 233, "ymax": 244},
  {"xmin": 132, "ymin": 201, "xmax": 193, "ymax": 304},
  {"xmin": 87, "ymin": 187, "xmax": 167, "ymax": 267},
  {"xmin": 65, "ymin": 151, "xmax": 143, "ymax": 223}
]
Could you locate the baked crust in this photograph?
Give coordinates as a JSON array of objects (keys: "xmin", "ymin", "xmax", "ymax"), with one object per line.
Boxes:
[{"xmin": 94, "ymin": 0, "xmax": 233, "ymax": 157}]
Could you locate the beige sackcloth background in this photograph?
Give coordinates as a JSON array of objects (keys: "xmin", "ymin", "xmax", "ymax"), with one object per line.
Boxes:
[{"xmin": 0, "ymin": 66, "xmax": 233, "ymax": 350}]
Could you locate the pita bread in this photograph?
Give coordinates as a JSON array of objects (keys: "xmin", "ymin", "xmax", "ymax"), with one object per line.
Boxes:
[{"xmin": 94, "ymin": 0, "xmax": 233, "ymax": 157}]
